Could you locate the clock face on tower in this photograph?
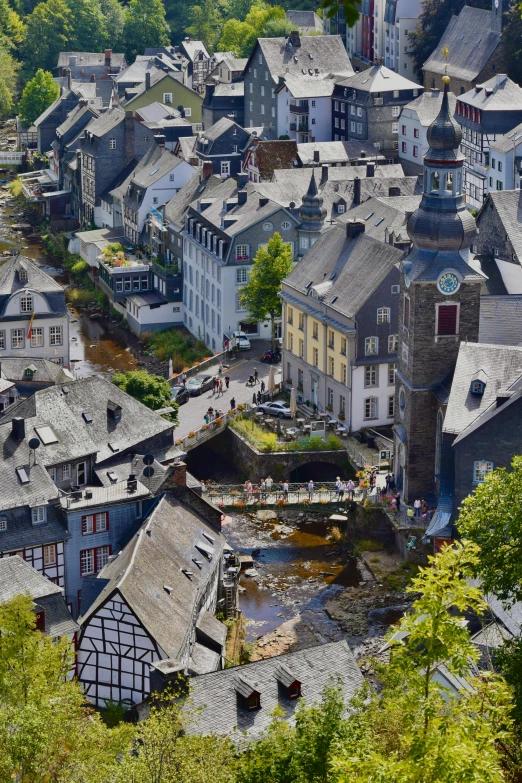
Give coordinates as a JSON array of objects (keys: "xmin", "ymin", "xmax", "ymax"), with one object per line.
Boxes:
[{"xmin": 437, "ymin": 271, "xmax": 460, "ymax": 295}]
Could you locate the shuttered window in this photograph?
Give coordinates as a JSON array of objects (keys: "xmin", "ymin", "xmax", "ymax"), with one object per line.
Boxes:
[{"xmin": 437, "ymin": 304, "xmax": 458, "ymax": 335}]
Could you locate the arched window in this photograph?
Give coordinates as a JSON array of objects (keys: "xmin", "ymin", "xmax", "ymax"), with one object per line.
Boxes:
[
  {"xmin": 431, "ymin": 171, "xmax": 440, "ymax": 192},
  {"xmin": 435, "ymin": 409, "xmax": 444, "ymax": 477},
  {"xmin": 445, "ymin": 172, "xmax": 453, "ymax": 191}
]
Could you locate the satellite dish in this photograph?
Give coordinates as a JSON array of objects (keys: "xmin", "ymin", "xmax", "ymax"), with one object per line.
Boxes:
[
  {"xmin": 143, "ymin": 454, "xmax": 154, "ymax": 465},
  {"xmin": 28, "ymin": 437, "xmax": 40, "ymax": 466},
  {"xmin": 143, "ymin": 466, "xmax": 155, "ymax": 478}
]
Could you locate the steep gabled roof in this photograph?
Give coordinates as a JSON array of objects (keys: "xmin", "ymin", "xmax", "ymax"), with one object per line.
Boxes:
[
  {"xmin": 164, "ymin": 170, "xmax": 222, "ymax": 229},
  {"xmin": 337, "ymin": 64, "xmax": 419, "ymax": 93},
  {"xmin": 250, "ymin": 35, "xmax": 353, "ymax": 84},
  {"xmin": 423, "ymin": 6, "xmax": 500, "ymax": 82},
  {"xmin": 479, "ymin": 190, "xmax": 522, "ymax": 262}
]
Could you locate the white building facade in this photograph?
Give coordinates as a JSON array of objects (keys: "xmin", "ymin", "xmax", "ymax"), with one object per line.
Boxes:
[
  {"xmin": 276, "ymin": 80, "xmax": 336, "ymax": 144},
  {"xmin": 383, "ymin": 0, "xmax": 422, "ymax": 81}
]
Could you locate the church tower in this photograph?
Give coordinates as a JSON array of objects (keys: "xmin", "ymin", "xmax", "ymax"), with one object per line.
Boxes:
[
  {"xmin": 297, "ymin": 171, "xmax": 326, "ymax": 254},
  {"xmin": 394, "ymin": 77, "xmax": 484, "ymax": 502}
]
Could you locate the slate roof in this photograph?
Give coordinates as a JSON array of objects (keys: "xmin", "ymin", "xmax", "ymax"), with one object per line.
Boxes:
[
  {"xmin": 210, "ymin": 82, "xmax": 244, "ymax": 98},
  {"xmin": 460, "ymin": 74, "xmax": 522, "ymax": 111},
  {"xmin": 215, "ymin": 56, "xmax": 247, "ymax": 72},
  {"xmin": 0, "ymin": 375, "xmax": 174, "ymax": 467},
  {"xmin": 297, "ymin": 140, "xmax": 385, "ymax": 166},
  {"xmin": 200, "ymin": 116, "xmax": 240, "ymax": 142},
  {"xmin": 443, "ymin": 341, "xmax": 522, "ymax": 436},
  {"xmin": 176, "ymin": 136, "xmax": 197, "ymax": 162},
  {"xmin": 272, "ymin": 163, "xmax": 404, "ymax": 186},
  {"xmin": 252, "ymin": 35, "xmax": 353, "ymax": 83},
  {"xmin": 128, "ymin": 145, "xmax": 186, "ymax": 189},
  {"xmin": 336, "ymin": 194, "xmax": 421, "ymax": 242},
  {"xmin": 114, "ymin": 57, "xmax": 160, "ymax": 85},
  {"xmin": 181, "ymin": 40, "xmax": 209, "ymax": 62},
  {"xmin": 186, "ymin": 640, "xmax": 363, "ymax": 741},
  {"xmin": 0, "ymin": 255, "xmax": 66, "ymax": 318},
  {"xmin": 55, "ymin": 104, "xmax": 99, "ymax": 139},
  {"xmin": 84, "ymin": 107, "xmax": 124, "ymax": 138},
  {"xmin": 93, "ymin": 453, "xmax": 172, "ymax": 495},
  {"xmin": 490, "ymin": 121, "xmax": 522, "ymax": 154},
  {"xmin": 286, "ymin": 9, "xmax": 323, "ymax": 33},
  {"xmin": 423, "ymin": 6, "xmax": 500, "ymax": 82},
  {"xmin": 57, "ymin": 52, "xmax": 126, "ymax": 69},
  {"xmin": 164, "ymin": 171, "xmax": 222, "ymax": 229},
  {"xmin": 337, "ymin": 64, "xmax": 419, "ymax": 93},
  {"xmin": 0, "ymin": 555, "xmax": 79, "ymax": 636},
  {"xmin": 479, "ymin": 295, "xmax": 522, "ymax": 345},
  {"xmin": 472, "ymin": 254, "xmax": 508, "ymax": 295},
  {"xmin": 135, "ymin": 102, "xmax": 181, "ymax": 122},
  {"xmin": 403, "ymin": 89, "xmax": 457, "ymax": 127},
  {"xmin": 33, "ymin": 91, "xmax": 72, "ymax": 128},
  {"xmin": 283, "ymin": 228, "xmax": 403, "ymax": 317},
  {"xmin": 79, "ymin": 493, "xmax": 226, "ymax": 660},
  {"xmin": 478, "ymin": 190, "xmax": 522, "ymax": 261},
  {"xmin": 0, "ymin": 358, "xmax": 73, "ymax": 384},
  {"xmin": 277, "ymin": 73, "xmax": 343, "ymax": 99},
  {"xmin": 123, "ymin": 70, "xmax": 200, "ymax": 106}
]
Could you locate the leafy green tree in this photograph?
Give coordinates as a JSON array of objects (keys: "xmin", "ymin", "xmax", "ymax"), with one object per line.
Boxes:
[
  {"xmin": 21, "ymin": 0, "xmax": 74, "ymax": 76},
  {"xmin": 185, "ymin": 0, "xmax": 222, "ymax": 52},
  {"xmin": 240, "ymin": 232, "xmax": 293, "ymax": 349},
  {"xmin": 216, "ymin": 18, "xmax": 256, "ymax": 56},
  {"xmin": 407, "ymin": 0, "xmax": 489, "ymax": 81},
  {"xmin": 0, "ymin": 594, "xmax": 131, "ymax": 782},
  {"xmin": 99, "ymin": 0, "xmax": 125, "ymax": 51},
  {"xmin": 332, "ymin": 541, "xmax": 514, "ymax": 783},
  {"xmin": 500, "ymin": 3, "xmax": 522, "ymax": 87},
  {"xmin": 123, "ymin": 0, "xmax": 170, "ymax": 63},
  {"xmin": 216, "ymin": 2, "xmax": 288, "ymax": 56},
  {"xmin": 0, "ymin": 44, "xmax": 19, "ymax": 118},
  {"xmin": 112, "ymin": 369, "xmax": 178, "ymax": 425},
  {"xmin": 114, "ymin": 695, "xmax": 237, "ymax": 783},
  {"xmin": 0, "ymin": 0, "xmax": 25, "ymax": 47},
  {"xmin": 66, "ymin": 0, "xmax": 107, "ymax": 52},
  {"xmin": 458, "ymin": 455, "xmax": 522, "ymax": 604},
  {"xmin": 18, "ymin": 69, "xmax": 59, "ymax": 127},
  {"xmin": 260, "ymin": 16, "xmax": 295, "ymax": 36}
]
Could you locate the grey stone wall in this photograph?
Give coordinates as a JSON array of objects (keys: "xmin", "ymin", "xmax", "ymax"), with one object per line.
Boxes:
[
  {"xmin": 475, "ymin": 199, "xmax": 517, "ymax": 261},
  {"xmin": 244, "ymin": 47, "xmax": 276, "ymax": 129}
]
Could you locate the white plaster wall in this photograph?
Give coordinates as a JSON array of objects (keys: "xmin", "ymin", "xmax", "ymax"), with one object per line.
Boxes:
[{"xmin": 351, "ymin": 362, "xmax": 395, "ymax": 431}]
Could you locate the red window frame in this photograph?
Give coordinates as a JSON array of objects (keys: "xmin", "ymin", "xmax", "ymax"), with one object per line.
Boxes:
[
  {"xmin": 81, "ymin": 512, "xmax": 109, "ymax": 536},
  {"xmin": 437, "ymin": 304, "xmax": 458, "ymax": 335},
  {"xmin": 79, "ymin": 545, "xmax": 111, "ymax": 576},
  {"xmin": 35, "ymin": 611, "xmax": 45, "ymax": 632}
]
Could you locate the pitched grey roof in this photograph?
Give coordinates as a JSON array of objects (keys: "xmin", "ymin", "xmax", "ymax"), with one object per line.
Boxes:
[
  {"xmin": 0, "ymin": 357, "xmax": 72, "ymax": 384},
  {"xmin": 200, "ymin": 116, "xmax": 239, "ymax": 141},
  {"xmin": 114, "ymin": 57, "xmax": 159, "ymax": 85},
  {"xmin": 135, "ymin": 102, "xmax": 181, "ymax": 122},
  {"xmin": 211, "ymin": 82, "xmax": 244, "ymax": 98},
  {"xmin": 33, "ymin": 91, "xmax": 72, "ymax": 128},
  {"xmin": 0, "ymin": 555, "xmax": 78, "ymax": 635},
  {"xmin": 176, "ymin": 136, "xmax": 197, "ymax": 162},
  {"xmin": 460, "ymin": 74, "xmax": 522, "ymax": 110},
  {"xmin": 272, "ymin": 163, "xmax": 404, "ymax": 186},
  {"xmin": 0, "ymin": 255, "xmax": 66, "ymax": 318},
  {"xmin": 283, "ymin": 228, "xmax": 403, "ymax": 317},
  {"xmin": 253, "ymin": 35, "xmax": 353, "ymax": 84},
  {"xmin": 474, "ymin": 255, "xmax": 508, "ymax": 295},
  {"xmin": 55, "ymin": 104, "xmax": 99, "ymax": 138},
  {"xmin": 79, "ymin": 493, "xmax": 225, "ymax": 660},
  {"xmin": 336, "ymin": 194, "xmax": 421, "ymax": 242},
  {"xmin": 423, "ymin": 6, "xmax": 500, "ymax": 82},
  {"xmin": 490, "ymin": 122, "xmax": 522, "ymax": 154},
  {"xmin": 0, "ymin": 503, "xmax": 67, "ymax": 551},
  {"xmin": 129, "ymin": 145, "xmax": 187, "ymax": 189},
  {"xmin": 84, "ymin": 107, "xmax": 124, "ymax": 138},
  {"xmin": 479, "ymin": 190, "xmax": 522, "ymax": 261},
  {"xmin": 337, "ymin": 64, "xmax": 419, "ymax": 93},
  {"xmin": 124, "ymin": 70, "xmax": 200, "ymax": 106},
  {"xmin": 216, "ymin": 56, "xmax": 247, "ymax": 72},
  {"xmin": 277, "ymin": 73, "xmax": 342, "ymax": 99},
  {"xmin": 186, "ymin": 640, "xmax": 363, "ymax": 741},
  {"xmin": 181, "ymin": 39, "xmax": 209, "ymax": 62},
  {"xmin": 286, "ymin": 9, "xmax": 323, "ymax": 32},
  {"xmin": 57, "ymin": 51, "xmax": 126, "ymax": 69},
  {"xmin": 0, "ymin": 375, "xmax": 173, "ymax": 467},
  {"xmin": 296, "ymin": 140, "xmax": 385, "ymax": 166},
  {"xmin": 403, "ymin": 89, "xmax": 457, "ymax": 127},
  {"xmin": 444, "ymin": 341, "xmax": 522, "ymax": 436},
  {"xmin": 93, "ymin": 453, "xmax": 172, "ymax": 495},
  {"xmin": 164, "ymin": 171, "xmax": 222, "ymax": 229},
  {"xmin": 479, "ymin": 295, "xmax": 522, "ymax": 345}
]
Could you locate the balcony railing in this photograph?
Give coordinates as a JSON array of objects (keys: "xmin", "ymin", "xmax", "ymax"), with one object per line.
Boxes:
[{"xmin": 289, "ymin": 102, "xmax": 309, "ymax": 114}]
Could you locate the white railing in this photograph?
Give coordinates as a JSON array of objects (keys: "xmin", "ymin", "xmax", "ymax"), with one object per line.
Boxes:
[{"xmin": 0, "ymin": 152, "xmax": 24, "ymax": 165}]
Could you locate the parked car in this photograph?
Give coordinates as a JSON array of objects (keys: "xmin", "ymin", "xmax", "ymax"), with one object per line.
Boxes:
[
  {"xmin": 186, "ymin": 374, "xmax": 214, "ymax": 396},
  {"xmin": 232, "ymin": 331, "xmax": 251, "ymax": 350},
  {"xmin": 256, "ymin": 401, "xmax": 292, "ymax": 418},
  {"xmin": 170, "ymin": 385, "xmax": 190, "ymax": 405}
]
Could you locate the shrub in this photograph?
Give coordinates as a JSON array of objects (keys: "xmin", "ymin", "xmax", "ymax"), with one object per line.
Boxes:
[
  {"xmin": 355, "ymin": 538, "xmax": 385, "ymax": 552},
  {"xmin": 188, "ymin": 431, "xmax": 196, "ymax": 438}
]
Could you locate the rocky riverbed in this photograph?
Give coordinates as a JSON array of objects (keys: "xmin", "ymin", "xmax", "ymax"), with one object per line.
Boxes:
[{"xmin": 222, "ymin": 509, "xmax": 417, "ymax": 662}]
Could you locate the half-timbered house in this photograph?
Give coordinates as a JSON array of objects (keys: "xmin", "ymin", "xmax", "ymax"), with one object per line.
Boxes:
[{"xmin": 77, "ymin": 492, "xmax": 226, "ymax": 707}]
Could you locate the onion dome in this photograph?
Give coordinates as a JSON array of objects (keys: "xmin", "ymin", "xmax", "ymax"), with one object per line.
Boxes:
[
  {"xmin": 298, "ymin": 171, "xmax": 326, "ymax": 230},
  {"xmin": 426, "ymin": 79, "xmax": 462, "ymax": 161}
]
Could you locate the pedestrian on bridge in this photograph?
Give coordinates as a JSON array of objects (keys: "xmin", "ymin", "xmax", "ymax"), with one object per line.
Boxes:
[
  {"xmin": 339, "ymin": 481, "xmax": 345, "ymax": 501},
  {"xmin": 283, "ymin": 480, "xmax": 289, "ymax": 500},
  {"xmin": 307, "ymin": 479, "xmax": 314, "ymax": 500},
  {"xmin": 266, "ymin": 475, "xmax": 273, "ymax": 493}
]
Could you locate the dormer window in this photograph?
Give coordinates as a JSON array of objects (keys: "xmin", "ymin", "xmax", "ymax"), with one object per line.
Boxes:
[
  {"xmin": 471, "ymin": 380, "xmax": 485, "ymax": 395},
  {"xmin": 18, "ymin": 269, "xmax": 27, "ymax": 281},
  {"xmin": 20, "ymin": 294, "xmax": 33, "ymax": 313},
  {"xmin": 288, "ymin": 682, "xmax": 301, "ymax": 699},
  {"xmin": 107, "ymin": 400, "xmax": 122, "ymax": 421},
  {"xmin": 247, "ymin": 693, "xmax": 260, "ymax": 710},
  {"xmin": 235, "ymin": 675, "xmax": 261, "ymax": 710},
  {"xmin": 276, "ymin": 664, "xmax": 301, "ymax": 699},
  {"xmin": 35, "ymin": 610, "xmax": 45, "ymax": 632}
]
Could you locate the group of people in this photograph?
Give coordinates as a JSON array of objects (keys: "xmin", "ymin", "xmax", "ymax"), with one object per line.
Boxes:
[
  {"xmin": 335, "ymin": 477, "xmax": 356, "ymax": 500},
  {"xmin": 203, "ymin": 407, "xmax": 225, "ymax": 424},
  {"xmin": 212, "ymin": 364, "xmax": 230, "ymax": 398}
]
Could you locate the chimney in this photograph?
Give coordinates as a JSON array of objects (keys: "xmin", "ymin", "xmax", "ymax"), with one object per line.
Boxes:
[
  {"xmin": 90, "ymin": 73, "xmax": 96, "ymax": 82},
  {"xmin": 259, "ymin": 196, "xmax": 269, "ymax": 206},
  {"xmin": 388, "ymin": 186, "xmax": 401, "ymax": 196},
  {"xmin": 289, "ymin": 30, "xmax": 301, "ymax": 47},
  {"xmin": 360, "ymin": 149, "xmax": 366, "ymax": 159},
  {"xmin": 495, "ymin": 73, "xmax": 507, "ymax": 88},
  {"xmin": 11, "ymin": 417, "xmax": 25, "ymax": 440},
  {"xmin": 353, "ymin": 176, "xmax": 361, "ymax": 205},
  {"xmin": 237, "ymin": 190, "xmax": 247, "ymax": 205},
  {"xmin": 63, "ymin": 67, "xmax": 71, "ymax": 89},
  {"xmin": 69, "ymin": 54, "xmax": 77, "ymax": 67},
  {"xmin": 313, "ymin": 149, "xmax": 320, "ymax": 163},
  {"xmin": 321, "ymin": 165, "xmax": 328, "ymax": 185},
  {"xmin": 237, "ymin": 173, "xmax": 248, "ymax": 188},
  {"xmin": 366, "ymin": 162, "xmax": 375, "ymax": 177},
  {"xmin": 79, "ymin": 98, "xmax": 88, "ymax": 108},
  {"xmin": 206, "ymin": 84, "xmax": 215, "ymax": 101},
  {"xmin": 154, "ymin": 133, "xmax": 166, "ymax": 147},
  {"xmin": 202, "ymin": 161, "xmax": 213, "ymax": 180},
  {"xmin": 104, "ymin": 48, "xmax": 112, "ymax": 67},
  {"xmin": 149, "ymin": 660, "xmax": 188, "ymax": 697},
  {"xmin": 346, "ymin": 219, "xmax": 365, "ymax": 240},
  {"xmin": 172, "ymin": 461, "xmax": 187, "ymax": 486},
  {"xmin": 189, "ymin": 155, "xmax": 199, "ymax": 167},
  {"xmin": 146, "ymin": 71, "xmax": 151, "ymax": 90}
]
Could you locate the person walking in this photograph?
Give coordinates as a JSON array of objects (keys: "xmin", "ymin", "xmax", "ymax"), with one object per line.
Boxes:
[
  {"xmin": 260, "ymin": 380, "xmax": 265, "ymax": 394},
  {"xmin": 307, "ymin": 479, "xmax": 314, "ymax": 501},
  {"xmin": 283, "ymin": 480, "xmax": 289, "ymax": 500},
  {"xmin": 218, "ymin": 363, "xmax": 223, "ymax": 377},
  {"xmin": 230, "ymin": 397, "xmax": 236, "ymax": 410},
  {"xmin": 225, "ymin": 374, "xmax": 230, "ymax": 390},
  {"xmin": 204, "ymin": 412, "xmax": 209, "ymax": 424},
  {"xmin": 207, "ymin": 406, "xmax": 214, "ymax": 420},
  {"xmin": 181, "ymin": 372, "xmax": 187, "ymax": 387},
  {"xmin": 260, "ymin": 479, "xmax": 266, "ymax": 498},
  {"xmin": 257, "ymin": 390, "xmax": 262, "ymax": 405},
  {"xmin": 200, "ymin": 480, "xmax": 206, "ymax": 494},
  {"xmin": 253, "ymin": 367, "xmax": 259, "ymax": 384},
  {"xmin": 335, "ymin": 476, "xmax": 342, "ymax": 498},
  {"xmin": 266, "ymin": 475, "xmax": 273, "ymax": 494},
  {"xmin": 339, "ymin": 480, "xmax": 345, "ymax": 502},
  {"xmin": 347, "ymin": 479, "xmax": 355, "ymax": 499},
  {"xmin": 219, "ymin": 379, "xmax": 224, "ymax": 396},
  {"xmin": 414, "ymin": 497, "xmax": 422, "ymax": 518},
  {"xmin": 421, "ymin": 499, "xmax": 428, "ymax": 517},
  {"xmin": 395, "ymin": 493, "xmax": 401, "ymax": 511}
]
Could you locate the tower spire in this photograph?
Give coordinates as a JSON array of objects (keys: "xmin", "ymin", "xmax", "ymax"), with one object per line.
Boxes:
[{"xmin": 298, "ymin": 171, "xmax": 326, "ymax": 230}]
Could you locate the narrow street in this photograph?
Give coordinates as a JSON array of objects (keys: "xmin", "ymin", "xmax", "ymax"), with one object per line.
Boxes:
[{"xmin": 175, "ymin": 340, "xmax": 282, "ymax": 438}]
